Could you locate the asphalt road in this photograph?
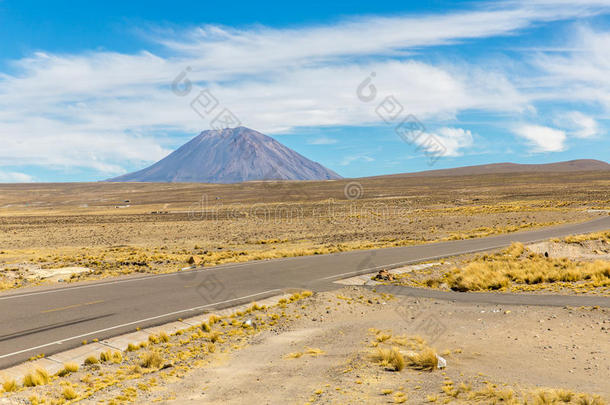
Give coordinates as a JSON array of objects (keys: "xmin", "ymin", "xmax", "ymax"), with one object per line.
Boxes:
[{"xmin": 0, "ymin": 216, "xmax": 609, "ymax": 368}]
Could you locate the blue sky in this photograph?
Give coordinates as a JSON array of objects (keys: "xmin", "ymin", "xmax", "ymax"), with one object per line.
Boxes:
[{"xmin": 0, "ymin": 0, "xmax": 609, "ymax": 182}]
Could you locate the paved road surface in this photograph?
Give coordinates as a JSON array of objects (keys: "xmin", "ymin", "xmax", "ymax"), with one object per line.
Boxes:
[{"xmin": 0, "ymin": 216, "xmax": 608, "ymax": 368}]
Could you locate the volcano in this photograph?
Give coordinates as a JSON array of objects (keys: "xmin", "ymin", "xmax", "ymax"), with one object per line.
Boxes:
[{"xmin": 107, "ymin": 127, "xmax": 342, "ymax": 183}]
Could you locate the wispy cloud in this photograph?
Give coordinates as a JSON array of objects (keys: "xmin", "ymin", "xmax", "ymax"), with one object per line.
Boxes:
[
  {"xmin": 514, "ymin": 124, "xmax": 567, "ymax": 152},
  {"xmin": 429, "ymin": 127, "xmax": 475, "ymax": 157},
  {"xmin": 530, "ymin": 27, "xmax": 610, "ymax": 111},
  {"xmin": 556, "ymin": 111, "xmax": 600, "ymax": 138},
  {"xmin": 0, "ymin": 170, "xmax": 35, "ymax": 183},
  {"xmin": 340, "ymin": 155, "xmax": 375, "ymax": 166},
  {"xmin": 307, "ymin": 136, "xmax": 338, "ymax": 145}
]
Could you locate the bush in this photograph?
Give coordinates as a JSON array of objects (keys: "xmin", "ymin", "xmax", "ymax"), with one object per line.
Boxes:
[{"xmin": 22, "ymin": 368, "xmax": 50, "ymax": 387}]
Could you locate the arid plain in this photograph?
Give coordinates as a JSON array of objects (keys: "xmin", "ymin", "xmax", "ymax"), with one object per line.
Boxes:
[
  {"xmin": 0, "ymin": 170, "xmax": 609, "ymax": 404},
  {"xmin": 0, "ymin": 171, "xmax": 608, "ymax": 290}
]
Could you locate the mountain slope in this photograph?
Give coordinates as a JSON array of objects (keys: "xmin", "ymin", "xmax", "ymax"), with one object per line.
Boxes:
[
  {"xmin": 107, "ymin": 127, "xmax": 341, "ymax": 183},
  {"xmin": 369, "ymin": 159, "xmax": 610, "ymax": 179}
]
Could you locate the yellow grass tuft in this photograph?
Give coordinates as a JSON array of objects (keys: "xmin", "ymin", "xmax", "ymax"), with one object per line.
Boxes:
[
  {"xmin": 139, "ymin": 350, "xmax": 164, "ymax": 369},
  {"xmin": 208, "ymin": 314, "xmax": 222, "ymax": 325},
  {"xmin": 22, "ymin": 368, "xmax": 50, "ymax": 387},
  {"xmin": 376, "ymin": 333, "xmax": 392, "ymax": 343},
  {"xmin": 2, "ymin": 378, "xmax": 18, "ymax": 392},
  {"xmin": 62, "ymin": 386, "xmax": 78, "ymax": 400},
  {"xmin": 56, "ymin": 362, "xmax": 79, "ymax": 377},
  {"xmin": 207, "ymin": 331, "xmax": 223, "ymax": 343},
  {"xmin": 305, "ymin": 347, "xmax": 325, "ymax": 356},
  {"xmin": 100, "ymin": 350, "xmax": 122, "ymax": 363},
  {"xmin": 126, "ymin": 343, "xmax": 140, "ymax": 352},
  {"xmin": 393, "ymin": 391, "xmax": 407, "ymax": 403},
  {"xmin": 371, "ymin": 347, "xmax": 405, "ymax": 371},
  {"xmin": 404, "ymin": 348, "xmax": 438, "ymax": 371},
  {"xmin": 84, "ymin": 355, "xmax": 99, "ymax": 365}
]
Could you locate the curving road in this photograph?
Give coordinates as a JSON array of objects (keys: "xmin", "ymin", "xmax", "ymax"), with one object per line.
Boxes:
[{"xmin": 0, "ymin": 216, "xmax": 609, "ymax": 369}]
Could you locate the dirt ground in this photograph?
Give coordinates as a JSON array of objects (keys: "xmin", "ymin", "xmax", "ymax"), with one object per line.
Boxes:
[
  {"xmin": 2, "ymin": 287, "xmax": 607, "ymax": 404},
  {"xmin": 156, "ymin": 288, "xmax": 609, "ymax": 405}
]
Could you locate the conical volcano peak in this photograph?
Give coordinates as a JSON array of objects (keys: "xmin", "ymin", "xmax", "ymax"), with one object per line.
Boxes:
[{"xmin": 107, "ymin": 127, "xmax": 342, "ymax": 183}]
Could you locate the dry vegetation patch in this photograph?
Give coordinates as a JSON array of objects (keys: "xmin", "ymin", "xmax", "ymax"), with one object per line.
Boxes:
[{"xmin": 391, "ymin": 235, "xmax": 610, "ymax": 295}]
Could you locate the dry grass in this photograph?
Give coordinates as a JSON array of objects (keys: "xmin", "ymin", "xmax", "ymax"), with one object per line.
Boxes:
[
  {"xmin": 440, "ymin": 382, "xmax": 607, "ymax": 405},
  {"xmin": 403, "ymin": 348, "xmax": 438, "ymax": 371},
  {"xmin": 139, "ymin": 351, "xmax": 164, "ymax": 369},
  {"xmin": 56, "ymin": 362, "xmax": 79, "ymax": 377},
  {"xmin": 371, "ymin": 347, "xmax": 405, "ymax": 371},
  {"xmin": 84, "ymin": 355, "xmax": 99, "ymax": 365},
  {"xmin": 100, "ymin": 350, "xmax": 123, "ymax": 364},
  {"xmin": 2, "ymin": 378, "xmax": 18, "ymax": 392},
  {"xmin": 435, "ymin": 243, "xmax": 610, "ymax": 292},
  {"xmin": 369, "ymin": 330, "xmax": 439, "ymax": 372},
  {"xmin": 285, "ymin": 346, "xmax": 325, "ymax": 360},
  {"xmin": 126, "ymin": 343, "xmax": 140, "ymax": 352},
  {"xmin": 305, "ymin": 347, "xmax": 325, "ymax": 356},
  {"xmin": 22, "ymin": 368, "xmax": 50, "ymax": 387},
  {"xmin": 563, "ymin": 230, "xmax": 610, "ymax": 244},
  {"xmin": 62, "ymin": 386, "xmax": 78, "ymax": 400}
]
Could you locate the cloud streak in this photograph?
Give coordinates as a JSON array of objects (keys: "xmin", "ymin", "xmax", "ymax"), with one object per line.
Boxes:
[{"xmin": 514, "ymin": 125, "xmax": 567, "ymax": 152}]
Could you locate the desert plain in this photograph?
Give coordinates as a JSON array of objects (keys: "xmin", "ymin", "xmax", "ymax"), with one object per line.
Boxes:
[{"xmin": 0, "ymin": 170, "xmax": 609, "ymax": 404}]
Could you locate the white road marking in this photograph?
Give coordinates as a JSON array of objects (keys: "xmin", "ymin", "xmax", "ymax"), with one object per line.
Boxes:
[{"xmin": 0, "ymin": 288, "xmax": 281, "ymax": 360}]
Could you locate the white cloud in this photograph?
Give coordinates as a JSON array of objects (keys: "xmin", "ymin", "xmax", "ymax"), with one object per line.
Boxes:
[
  {"xmin": 558, "ymin": 111, "xmax": 600, "ymax": 138},
  {"xmin": 514, "ymin": 125, "xmax": 567, "ymax": 152},
  {"xmin": 340, "ymin": 155, "xmax": 375, "ymax": 166},
  {"xmin": 428, "ymin": 127, "xmax": 475, "ymax": 157},
  {"xmin": 531, "ymin": 27, "xmax": 610, "ymax": 111},
  {"xmin": 162, "ymin": 1, "xmax": 610, "ymax": 72},
  {"xmin": 308, "ymin": 136, "xmax": 338, "ymax": 145},
  {"xmin": 0, "ymin": 171, "xmax": 35, "ymax": 183}
]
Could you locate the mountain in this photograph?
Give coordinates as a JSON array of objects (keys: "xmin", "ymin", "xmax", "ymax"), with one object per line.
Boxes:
[
  {"xmin": 370, "ymin": 159, "xmax": 610, "ymax": 179},
  {"xmin": 107, "ymin": 127, "xmax": 342, "ymax": 183}
]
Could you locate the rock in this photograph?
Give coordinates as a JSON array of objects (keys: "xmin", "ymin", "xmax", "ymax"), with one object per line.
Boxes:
[
  {"xmin": 187, "ymin": 256, "xmax": 203, "ymax": 266},
  {"xmin": 372, "ymin": 269, "xmax": 394, "ymax": 281},
  {"xmin": 436, "ymin": 355, "xmax": 447, "ymax": 369}
]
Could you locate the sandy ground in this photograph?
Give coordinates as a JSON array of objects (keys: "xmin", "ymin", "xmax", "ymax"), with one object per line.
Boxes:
[{"xmin": 150, "ymin": 288, "xmax": 608, "ymax": 405}]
